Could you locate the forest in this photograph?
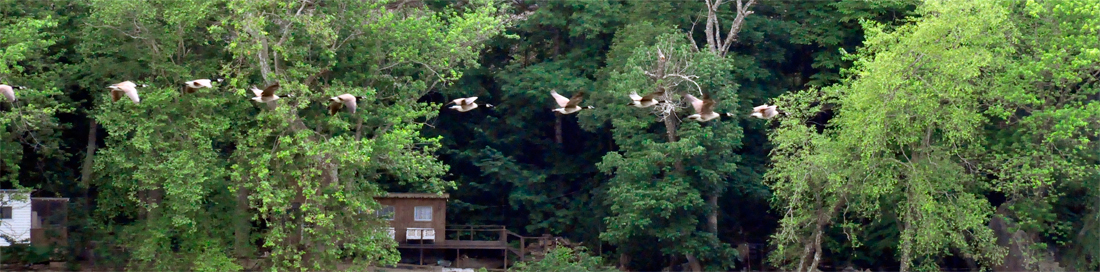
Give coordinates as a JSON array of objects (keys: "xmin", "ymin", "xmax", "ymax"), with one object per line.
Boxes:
[{"xmin": 0, "ymin": 0, "xmax": 1097, "ymax": 271}]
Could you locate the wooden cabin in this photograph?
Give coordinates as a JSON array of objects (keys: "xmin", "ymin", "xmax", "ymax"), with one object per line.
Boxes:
[
  {"xmin": 374, "ymin": 193, "xmax": 447, "ymax": 244},
  {"xmin": 0, "ymin": 191, "xmax": 67, "ymax": 247},
  {"xmin": 374, "ymin": 192, "xmax": 558, "ymax": 270}
]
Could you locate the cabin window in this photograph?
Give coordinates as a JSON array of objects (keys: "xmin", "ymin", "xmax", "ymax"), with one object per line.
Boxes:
[
  {"xmin": 377, "ymin": 206, "xmax": 395, "ymax": 221},
  {"xmin": 0, "ymin": 206, "xmax": 11, "ymax": 219},
  {"xmin": 414, "ymin": 206, "xmax": 432, "ymax": 221}
]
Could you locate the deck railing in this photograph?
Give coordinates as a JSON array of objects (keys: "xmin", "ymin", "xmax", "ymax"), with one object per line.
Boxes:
[{"xmin": 441, "ymin": 225, "xmax": 554, "ymax": 260}]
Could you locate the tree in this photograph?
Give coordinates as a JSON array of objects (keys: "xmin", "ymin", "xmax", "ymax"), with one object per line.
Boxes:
[
  {"xmin": 74, "ymin": 0, "xmax": 511, "ymax": 270},
  {"xmin": 596, "ymin": 30, "xmax": 742, "ymax": 271},
  {"xmin": 766, "ymin": 0, "xmax": 1100, "ymax": 271},
  {"xmin": 510, "ymin": 246, "xmax": 617, "ymax": 272}
]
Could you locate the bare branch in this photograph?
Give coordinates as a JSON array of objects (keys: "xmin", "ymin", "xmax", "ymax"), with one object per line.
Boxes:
[{"xmin": 719, "ymin": 0, "xmax": 756, "ymax": 55}]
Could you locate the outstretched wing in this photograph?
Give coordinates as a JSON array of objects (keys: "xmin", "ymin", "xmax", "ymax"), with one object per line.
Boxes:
[
  {"xmin": 123, "ymin": 87, "xmax": 141, "ymax": 103},
  {"xmin": 641, "ymin": 90, "xmax": 663, "ymax": 101},
  {"xmin": 550, "ymin": 90, "xmax": 570, "ymax": 108},
  {"xmin": 261, "ymin": 82, "xmax": 280, "ymax": 97},
  {"xmin": 701, "ymin": 99, "xmax": 715, "ymax": 114},
  {"xmin": 0, "ymin": 85, "xmax": 15, "ymax": 102},
  {"xmin": 565, "ymin": 91, "xmax": 586, "ymax": 107},
  {"xmin": 337, "ymin": 94, "xmax": 358, "ymax": 114},
  {"xmin": 752, "ymin": 104, "xmax": 770, "ymax": 113},
  {"xmin": 250, "ymin": 86, "xmax": 264, "ymax": 97},
  {"xmin": 328, "ymin": 101, "xmax": 344, "ymax": 115},
  {"xmin": 629, "ymin": 91, "xmax": 642, "ymax": 101},
  {"xmin": 464, "ymin": 97, "xmax": 478, "ymax": 104},
  {"xmin": 684, "ymin": 94, "xmax": 704, "ymax": 113}
]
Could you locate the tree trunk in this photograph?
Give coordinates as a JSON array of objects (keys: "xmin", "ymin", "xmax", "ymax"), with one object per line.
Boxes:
[
  {"xmin": 618, "ymin": 253, "xmax": 631, "ymax": 272},
  {"xmin": 81, "ymin": 118, "xmax": 98, "ymax": 194},
  {"xmin": 555, "ymin": 114, "xmax": 563, "ymax": 144},
  {"xmin": 684, "ymin": 254, "xmax": 703, "ymax": 272},
  {"xmin": 80, "ymin": 117, "xmax": 98, "ymax": 267},
  {"xmin": 235, "ymin": 187, "xmax": 251, "ymax": 257},
  {"xmin": 707, "ymin": 194, "xmax": 718, "ymax": 234}
]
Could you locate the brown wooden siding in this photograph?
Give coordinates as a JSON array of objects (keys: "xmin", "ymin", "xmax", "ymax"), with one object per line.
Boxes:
[{"xmin": 375, "ymin": 197, "xmax": 447, "ymax": 244}]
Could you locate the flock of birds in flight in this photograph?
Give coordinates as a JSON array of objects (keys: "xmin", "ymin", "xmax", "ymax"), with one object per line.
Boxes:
[{"xmin": 0, "ymin": 79, "xmax": 783, "ymax": 121}]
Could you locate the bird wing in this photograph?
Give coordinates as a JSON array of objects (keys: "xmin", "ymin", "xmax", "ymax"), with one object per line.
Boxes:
[
  {"xmin": 641, "ymin": 91, "xmax": 663, "ymax": 101},
  {"xmin": 337, "ymin": 94, "xmax": 358, "ymax": 113},
  {"xmin": 550, "ymin": 90, "xmax": 570, "ymax": 107},
  {"xmin": 116, "ymin": 81, "xmax": 136, "ymax": 89},
  {"xmin": 250, "ymin": 86, "xmax": 264, "ymax": 97},
  {"xmin": 122, "ymin": 86, "xmax": 141, "ymax": 103},
  {"xmin": 464, "ymin": 97, "xmax": 478, "ymax": 104},
  {"xmin": 684, "ymin": 94, "xmax": 704, "ymax": 113},
  {"xmin": 328, "ymin": 101, "xmax": 344, "ymax": 115},
  {"xmin": 565, "ymin": 91, "xmax": 585, "ymax": 107},
  {"xmin": 752, "ymin": 104, "xmax": 770, "ymax": 113},
  {"xmin": 701, "ymin": 99, "xmax": 716, "ymax": 114},
  {"xmin": 0, "ymin": 85, "xmax": 15, "ymax": 102},
  {"xmin": 261, "ymin": 82, "xmax": 280, "ymax": 97},
  {"xmin": 629, "ymin": 91, "xmax": 642, "ymax": 101},
  {"xmin": 766, "ymin": 105, "xmax": 778, "ymax": 117},
  {"xmin": 110, "ymin": 90, "xmax": 122, "ymax": 102},
  {"xmin": 450, "ymin": 98, "xmax": 466, "ymax": 105},
  {"xmin": 192, "ymin": 79, "xmax": 212, "ymax": 88}
]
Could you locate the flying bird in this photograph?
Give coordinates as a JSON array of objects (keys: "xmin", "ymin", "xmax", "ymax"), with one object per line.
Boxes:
[
  {"xmin": 0, "ymin": 84, "xmax": 26, "ymax": 103},
  {"xmin": 550, "ymin": 90, "xmax": 594, "ymax": 114},
  {"xmin": 683, "ymin": 93, "xmax": 732, "ymax": 122},
  {"xmin": 750, "ymin": 104, "xmax": 780, "ymax": 119},
  {"xmin": 183, "ymin": 78, "xmax": 224, "ymax": 94},
  {"xmin": 627, "ymin": 90, "xmax": 665, "ymax": 108},
  {"xmin": 328, "ymin": 93, "xmax": 366, "ymax": 115},
  {"xmin": 446, "ymin": 96, "xmax": 492, "ymax": 112},
  {"xmin": 108, "ymin": 81, "xmax": 146, "ymax": 104}
]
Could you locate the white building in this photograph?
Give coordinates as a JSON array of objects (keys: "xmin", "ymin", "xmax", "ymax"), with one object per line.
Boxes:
[{"xmin": 0, "ymin": 190, "xmax": 32, "ymax": 246}]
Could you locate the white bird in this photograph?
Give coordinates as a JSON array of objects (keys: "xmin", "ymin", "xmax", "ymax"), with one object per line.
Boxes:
[
  {"xmin": 328, "ymin": 93, "xmax": 366, "ymax": 115},
  {"xmin": 550, "ymin": 90, "xmax": 594, "ymax": 114},
  {"xmin": 0, "ymin": 84, "xmax": 26, "ymax": 103},
  {"xmin": 683, "ymin": 93, "xmax": 732, "ymax": 122},
  {"xmin": 183, "ymin": 78, "xmax": 223, "ymax": 94},
  {"xmin": 750, "ymin": 104, "xmax": 780, "ymax": 119},
  {"xmin": 446, "ymin": 96, "xmax": 492, "ymax": 112},
  {"xmin": 108, "ymin": 81, "xmax": 146, "ymax": 104},
  {"xmin": 628, "ymin": 90, "xmax": 665, "ymax": 108}
]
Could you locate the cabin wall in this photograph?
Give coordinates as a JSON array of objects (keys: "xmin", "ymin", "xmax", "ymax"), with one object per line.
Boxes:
[
  {"xmin": 0, "ymin": 192, "xmax": 32, "ymax": 246},
  {"xmin": 376, "ymin": 198, "xmax": 447, "ymax": 244}
]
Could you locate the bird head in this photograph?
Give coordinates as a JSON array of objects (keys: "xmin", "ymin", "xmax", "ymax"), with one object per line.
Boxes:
[
  {"xmin": 13, "ymin": 86, "xmax": 26, "ymax": 90},
  {"xmin": 584, "ymin": 106, "xmax": 595, "ymax": 109},
  {"xmin": 137, "ymin": 84, "xmax": 150, "ymax": 88},
  {"xmin": 485, "ymin": 104, "xmax": 495, "ymax": 108}
]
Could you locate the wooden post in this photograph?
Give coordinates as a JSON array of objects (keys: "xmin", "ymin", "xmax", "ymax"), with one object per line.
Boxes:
[
  {"xmin": 419, "ymin": 247, "xmax": 423, "ymax": 265},
  {"xmin": 503, "ymin": 249, "xmax": 508, "ymax": 270}
]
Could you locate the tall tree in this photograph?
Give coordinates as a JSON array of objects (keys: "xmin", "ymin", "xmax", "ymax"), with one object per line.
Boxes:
[{"xmin": 766, "ymin": 0, "xmax": 1100, "ymax": 271}]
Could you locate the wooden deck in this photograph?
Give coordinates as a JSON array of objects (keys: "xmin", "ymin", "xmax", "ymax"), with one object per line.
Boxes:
[
  {"xmin": 397, "ymin": 225, "xmax": 557, "ymax": 267},
  {"xmin": 398, "ymin": 240, "xmax": 510, "ymax": 250}
]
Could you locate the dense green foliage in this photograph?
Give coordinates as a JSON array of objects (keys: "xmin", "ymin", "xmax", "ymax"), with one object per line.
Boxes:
[
  {"xmin": 0, "ymin": 0, "xmax": 1096, "ymax": 271},
  {"xmin": 510, "ymin": 246, "xmax": 616, "ymax": 272}
]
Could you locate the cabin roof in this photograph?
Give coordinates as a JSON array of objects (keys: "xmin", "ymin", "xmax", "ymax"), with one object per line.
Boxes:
[{"xmin": 377, "ymin": 193, "xmax": 449, "ymax": 199}]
